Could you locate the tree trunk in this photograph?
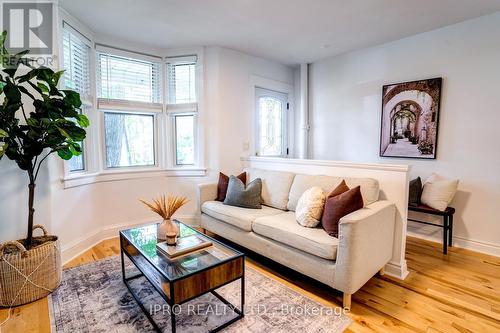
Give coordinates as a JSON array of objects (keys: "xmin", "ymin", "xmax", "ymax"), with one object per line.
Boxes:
[{"xmin": 26, "ymin": 183, "xmax": 36, "ymax": 249}]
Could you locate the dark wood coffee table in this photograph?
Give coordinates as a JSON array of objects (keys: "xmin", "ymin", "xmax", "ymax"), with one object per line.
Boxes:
[{"xmin": 119, "ymin": 221, "xmax": 244, "ymax": 333}]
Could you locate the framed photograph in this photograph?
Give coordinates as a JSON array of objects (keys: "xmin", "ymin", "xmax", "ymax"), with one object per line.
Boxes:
[{"xmin": 379, "ymin": 77, "xmax": 442, "ymax": 159}]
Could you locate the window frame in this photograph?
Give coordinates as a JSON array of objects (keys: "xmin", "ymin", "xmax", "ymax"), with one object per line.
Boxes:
[
  {"xmin": 59, "ymin": 12, "xmax": 97, "ymax": 178},
  {"xmin": 172, "ymin": 113, "xmax": 198, "ymax": 167}
]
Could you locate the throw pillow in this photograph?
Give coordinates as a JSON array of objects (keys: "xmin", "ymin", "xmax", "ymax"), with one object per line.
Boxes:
[
  {"xmin": 408, "ymin": 177, "xmax": 423, "ymax": 207},
  {"xmin": 217, "ymin": 172, "xmax": 246, "ymax": 202},
  {"xmin": 321, "ymin": 185, "xmax": 364, "ymax": 237},
  {"xmin": 421, "ymin": 173, "xmax": 459, "ymax": 211},
  {"xmin": 223, "ymin": 176, "xmax": 262, "ymax": 209},
  {"xmin": 295, "ymin": 187, "xmax": 326, "ymax": 227},
  {"xmin": 328, "ymin": 179, "xmax": 349, "ymax": 198}
]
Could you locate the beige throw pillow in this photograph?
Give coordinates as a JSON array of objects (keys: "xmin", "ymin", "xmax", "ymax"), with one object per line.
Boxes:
[
  {"xmin": 295, "ymin": 187, "xmax": 326, "ymax": 227},
  {"xmin": 421, "ymin": 173, "xmax": 459, "ymax": 211}
]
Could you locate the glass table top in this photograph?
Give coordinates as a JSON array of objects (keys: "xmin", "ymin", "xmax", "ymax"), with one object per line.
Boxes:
[{"xmin": 120, "ymin": 220, "xmax": 243, "ymax": 282}]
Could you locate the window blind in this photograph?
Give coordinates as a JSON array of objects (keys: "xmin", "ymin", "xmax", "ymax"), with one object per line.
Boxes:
[
  {"xmin": 62, "ymin": 22, "xmax": 91, "ymax": 103},
  {"xmin": 166, "ymin": 56, "xmax": 197, "ymax": 105},
  {"xmin": 97, "ymin": 53, "xmax": 162, "ymax": 105}
]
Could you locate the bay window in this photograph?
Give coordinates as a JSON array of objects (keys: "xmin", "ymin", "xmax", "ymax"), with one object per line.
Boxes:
[{"xmin": 60, "ymin": 21, "xmax": 204, "ymax": 185}]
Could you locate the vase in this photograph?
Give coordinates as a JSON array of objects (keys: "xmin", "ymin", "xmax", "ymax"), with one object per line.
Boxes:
[{"xmin": 157, "ymin": 219, "xmax": 179, "ymax": 245}]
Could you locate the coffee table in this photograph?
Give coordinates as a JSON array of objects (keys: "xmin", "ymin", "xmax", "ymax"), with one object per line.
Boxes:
[{"xmin": 119, "ymin": 221, "xmax": 245, "ymax": 333}]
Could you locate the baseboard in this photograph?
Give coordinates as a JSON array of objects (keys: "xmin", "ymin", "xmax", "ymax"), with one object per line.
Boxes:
[
  {"xmin": 383, "ymin": 260, "xmax": 409, "ymax": 280},
  {"xmin": 407, "ymin": 230, "xmax": 500, "ymax": 257},
  {"xmin": 61, "ymin": 215, "xmax": 200, "ymax": 264}
]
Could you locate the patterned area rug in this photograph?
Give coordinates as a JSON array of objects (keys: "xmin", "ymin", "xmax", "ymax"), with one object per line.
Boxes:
[{"xmin": 49, "ymin": 256, "xmax": 351, "ymax": 332}]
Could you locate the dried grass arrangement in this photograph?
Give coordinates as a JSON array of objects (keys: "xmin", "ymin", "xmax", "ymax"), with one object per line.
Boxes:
[
  {"xmin": 140, "ymin": 195, "xmax": 189, "ymax": 220},
  {"xmin": 140, "ymin": 195, "xmax": 189, "ymax": 243}
]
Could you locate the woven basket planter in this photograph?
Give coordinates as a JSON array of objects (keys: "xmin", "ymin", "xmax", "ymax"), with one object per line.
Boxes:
[{"xmin": 0, "ymin": 225, "xmax": 62, "ymax": 307}]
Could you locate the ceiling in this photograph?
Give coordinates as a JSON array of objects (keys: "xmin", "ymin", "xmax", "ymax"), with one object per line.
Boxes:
[{"xmin": 60, "ymin": 0, "xmax": 500, "ymax": 65}]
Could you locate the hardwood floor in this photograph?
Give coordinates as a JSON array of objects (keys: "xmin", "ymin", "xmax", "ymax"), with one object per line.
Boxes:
[{"xmin": 1, "ymin": 236, "xmax": 499, "ymax": 333}]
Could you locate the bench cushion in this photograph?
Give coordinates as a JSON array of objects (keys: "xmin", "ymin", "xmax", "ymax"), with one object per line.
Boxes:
[
  {"xmin": 201, "ymin": 201, "xmax": 283, "ymax": 231},
  {"xmin": 252, "ymin": 212, "xmax": 339, "ymax": 260}
]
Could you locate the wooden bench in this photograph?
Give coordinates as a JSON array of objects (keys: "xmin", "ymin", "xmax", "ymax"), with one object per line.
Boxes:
[{"xmin": 408, "ymin": 204, "xmax": 456, "ymax": 254}]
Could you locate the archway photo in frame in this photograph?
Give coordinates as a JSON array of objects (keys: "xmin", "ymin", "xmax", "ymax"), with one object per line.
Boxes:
[{"xmin": 380, "ymin": 77, "xmax": 442, "ymax": 159}]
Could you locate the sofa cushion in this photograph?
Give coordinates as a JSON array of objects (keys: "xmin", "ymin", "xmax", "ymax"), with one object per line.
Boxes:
[
  {"xmin": 252, "ymin": 212, "xmax": 339, "ymax": 260},
  {"xmin": 244, "ymin": 168, "xmax": 295, "ymax": 210},
  {"xmin": 216, "ymin": 172, "xmax": 246, "ymax": 202},
  {"xmin": 224, "ymin": 176, "xmax": 262, "ymax": 209},
  {"xmin": 295, "ymin": 187, "xmax": 326, "ymax": 227},
  {"xmin": 287, "ymin": 174, "xmax": 379, "ymax": 211},
  {"xmin": 201, "ymin": 201, "xmax": 282, "ymax": 231}
]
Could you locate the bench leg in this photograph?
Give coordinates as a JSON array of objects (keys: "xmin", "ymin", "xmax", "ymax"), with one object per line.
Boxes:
[
  {"xmin": 343, "ymin": 293, "xmax": 351, "ymax": 310},
  {"xmin": 448, "ymin": 214, "xmax": 453, "ymax": 247},
  {"xmin": 443, "ymin": 216, "xmax": 448, "ymax": 255}
]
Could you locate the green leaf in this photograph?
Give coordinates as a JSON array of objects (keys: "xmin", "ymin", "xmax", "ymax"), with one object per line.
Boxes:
[
  {"xmin": 0, "ymin": 129, "xmax": 8, "ymax": 137},
  {"xmin": 37, "ymin": 82, "xmax": 49, "ymax": 93},
  {"xmin": 56, "ymin": 127, "xmax": 70, "ymax": 138},
  {"xmin": 0, "ymin": 31, "xmax": 7, "ymax": 47},
  {"xmin": 62, "ymin": 90, "xmax": 82, "ymax": 108},
  {"xmin": 0, "ymin": 143, "xmax": 8, "ymax": 158},
  {"xmin": 57, "ymin": 147, "xmax": 73, "ymax": 160},
  {"xmin": 75, "ymin": 114, "xmax": 90, "ymax": 127},
  {"xmin": 26, "ymin": 118, "xmax": 39, "ymax": 126},
  {"xmin": 68, "ymin": 143, "xmax": 81, "ymax": 156},
  {"xmin": 53, "ymin": 70, "xmax": 65, "ymax": 85}
]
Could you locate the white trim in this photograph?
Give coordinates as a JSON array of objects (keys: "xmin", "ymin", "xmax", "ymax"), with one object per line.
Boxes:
[
  {"xmin": 95, "ymin": 43, "xmax": 162, "ymax": 63},
  {"xmin": 62, "ymin": 167, "xmax": 207, "ymax": 188},
  {"xmin": 97, "ymin": 98, "xmax": 163, "ymax": 112},
  {"xmin": 407, "ymin": 231, "xmax": 500, "ymax": 257},
  {"xmin": 241, "ymin": 156, "xmax": 410, "ymax": 173},
  {"xmin": 61, "ymin": 215, "xmax": 199, "ymax": 263},
  {"xmin": 384, "ymin": 261, "xmax": 409, "ymax": 280}
]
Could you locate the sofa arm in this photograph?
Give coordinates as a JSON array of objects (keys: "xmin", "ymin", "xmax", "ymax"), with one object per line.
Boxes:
[
  {"xmin": 333, "ymin": 200, "xmax": 396, "ymax": 295},
  {"xmin": 198, "ymin": 183, "xmax": 218, "ymax": 208}
]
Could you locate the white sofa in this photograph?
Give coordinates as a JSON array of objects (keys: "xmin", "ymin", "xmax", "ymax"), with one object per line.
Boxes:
[{"xmin": 198, "ymin": 168, "xmax": 396, "ymax": 309}]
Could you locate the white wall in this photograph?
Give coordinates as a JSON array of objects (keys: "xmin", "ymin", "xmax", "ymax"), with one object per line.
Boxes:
[
  {"xmin": 308, "ymin": 12, "xmax": 500, "ymax": 255},
  {"xmin": 0, "ymin": 41, "xmax": 295, "ymax": 262}
]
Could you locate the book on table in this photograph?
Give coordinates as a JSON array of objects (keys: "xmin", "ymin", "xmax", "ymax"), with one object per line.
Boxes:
[{"xmin": 156, "ymin": 234, "xmax": 212, "ymax": 258}]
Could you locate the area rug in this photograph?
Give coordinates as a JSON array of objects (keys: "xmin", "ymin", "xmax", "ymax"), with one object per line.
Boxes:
[{"xmin": 49, "ymin": 256, "xmax": 351, "ymax": 332}]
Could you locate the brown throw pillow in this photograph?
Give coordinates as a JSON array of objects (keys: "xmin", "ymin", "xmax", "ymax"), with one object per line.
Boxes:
[
  {"xmin": 217, "ymin": 172, "xmax": 246, "ymax": 202},
  {"xmin": 321, "ymin": 184, "xmax": 364, "ymax": 238},
  {"xmin": 327, "ymin": 179, "xmax": 350, "ymax": 198}
]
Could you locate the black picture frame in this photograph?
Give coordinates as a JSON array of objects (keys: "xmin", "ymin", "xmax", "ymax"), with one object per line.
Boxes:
[{"xmin": 379, "ymin": 77, "xmax": 442, "ymax": 159}]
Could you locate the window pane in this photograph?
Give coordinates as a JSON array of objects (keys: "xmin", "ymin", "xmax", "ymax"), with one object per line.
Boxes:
[
  {"xmin": 104, "ymin": 113, "xmax": 155, "ymax": 168},
  {"xmin": 167, "ymin": 63, "xmax": 196, "ymax": 104},
  {"xmin": 98, "ymin": 54, "xmax": 161, "ymax": 103},
  {"xmin": 68, "ymin": 149, "xmax": 84, "ymax": 172},
  {"xmin": 62, "ymin": 23, "xmax": 91, "ymax": 100},
  {"xmin": 258, "ymin": 97, "xmax": 284, "ymax": 156},
  {"xmin": 175, "ymin": 115, "xmax": 195, "ymax": 165}
]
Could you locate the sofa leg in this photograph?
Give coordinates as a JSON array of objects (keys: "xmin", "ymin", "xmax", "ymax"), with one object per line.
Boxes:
[
  {"xmin": 379, "ymin": 267, "xmax": 385, "ymax": 276},
  {"xmin": 343, "ymin": 293, "xmax": 351, "ymax": 310},
  {"xmin": 201, "ymin": 228, "xmax": 207, "ymax": 234}
]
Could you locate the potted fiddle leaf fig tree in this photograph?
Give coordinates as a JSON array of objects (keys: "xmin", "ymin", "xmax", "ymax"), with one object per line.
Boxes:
[{"xmin": 0, "ymin": 31, "xmax": 88, "ymax": 306}]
